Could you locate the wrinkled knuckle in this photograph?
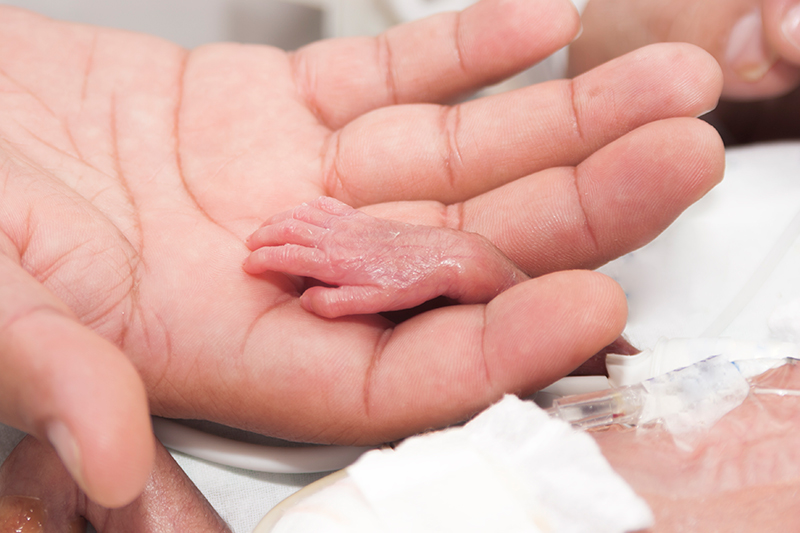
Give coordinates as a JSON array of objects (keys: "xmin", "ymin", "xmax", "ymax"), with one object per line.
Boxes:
[
  {"xmin": 376, "ymin": 32, "xmax": 398, "ymax": 105},
  {"xmin": 290, "ymin": 204, "xmax": 311, "ymax": 220},
  {"xmin": 440, "ymin": 105, "xmax": 464, "ymax": 196},
  {"xmin": 452, "ymin": 10, "xmax": 468, "ymax": 76},
  {"xmin": 568, "ymin": 78, "xmax": 585, "ymax": 143},
  {"xmin": 280, "ymin": 220, "xmax": 301, "ymax": 238}
]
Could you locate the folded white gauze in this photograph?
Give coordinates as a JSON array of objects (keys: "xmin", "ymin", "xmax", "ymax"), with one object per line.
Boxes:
[{"xmin": 271, "ymin": 395, "xmax": 653, "ymax": 533}]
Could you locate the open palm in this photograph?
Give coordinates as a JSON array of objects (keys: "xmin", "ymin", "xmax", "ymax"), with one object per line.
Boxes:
[{"xmin": 0, "ymin": 1, "xmax": 724, "ymax": 506}]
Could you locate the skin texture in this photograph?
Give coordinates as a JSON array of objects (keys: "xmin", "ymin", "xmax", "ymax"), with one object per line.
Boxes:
[
  {"xmin": 4, "ymin": 365, "xmax": 800, "ymax": 531},
  {"xmin": 570, "ymin": 0, "xmax": 800, "ymax": 98},
  {"xmin": 0, "ymin": 0, "xmax": 724, "ymax": 511},
  {"xmin": 0, "ymin": 437, "xmax": 230, "ymax": 533},
  {"xmin": 596, "ymin": 362, "xmax": 800, "ymax": 532},
  {"xmin": 569, "ymin": 0, "xmax": 800, "ymax": 142},
  {"xmin": 244, "ymin": 196, "xmax": 529, "ymax": 318}
]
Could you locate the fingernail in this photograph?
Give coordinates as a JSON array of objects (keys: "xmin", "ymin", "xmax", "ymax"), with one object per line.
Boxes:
[
  {"xmin": 782, "ymin": 4, "xmax": 800, "ymax": 52},
  {"xmin": 726, "ymin": 9, "xmax": 778, "ymax": 81},
  {"xmin": 46, "ymin": 421, "xmax": 84, "ymax": 489},
  {"xmin": 0, "ymin": 496, "xmax": 46, "ymax": 532},
  {"xmin": 571, "ymin": 22, "xmax": 583, "ymax": 43},
  {"xmin": 695, "ymin": 101, "xmax": 719, "ymax": 118}
]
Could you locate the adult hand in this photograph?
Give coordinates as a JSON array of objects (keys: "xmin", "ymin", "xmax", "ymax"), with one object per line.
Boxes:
[
  {"xmin": 0, "ymin": 0, "xmax": 722, "ymax": 507},
  {"xmin": 570, "ymin": 0, "xmax": 800, "ymax": 99},
  {"xmin": 569, "ymin": 0, "xmax": 800, "ymax": 142}
]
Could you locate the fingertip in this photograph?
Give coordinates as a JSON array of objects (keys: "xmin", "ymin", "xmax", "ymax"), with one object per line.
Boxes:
[
  {"xmin": 687, "ymin": 118, "xmax": 726, "ymax": 185},
  {"xmin": 720, "ymin": 4, "xmax": 800, "ymax": 99},
  {"xmin": 484, "ymin": 270, "xmax": 627, "ymax": 392},
  {"xmin": 242, "ymin": 252, "xmax": 260, "ymax": 274},
  {"xmin": 667, "ymin": 117, "xmax": 726, "ymax": 198},
  {"xmin": 242, "ymin": 248, "xmax": 272, "ymax": 275},
  {"xmin": 762, "ymin": 0, "xmax": 800, "ymax": 93},
  {"xmin": 567, "ymin": 42, "xmax": 725, "ymax": 152},
  {"xmin": 64, "ymin": 351, "xmax": 155, "ymax": 508},
  {"xmin": 0, "ymin": 271, "xmax": 155, "ymax": 509},
  {"xmin": 756, "ymin": 0, "xmax": 796, "ymax": 59},
  {"xmin": 245, "ymin": 226, "xmax": 268, "ymax": 251},
  {"xmin": 13, "ymin": 315, "xmax": 156, "ymax": 508},
  {"xmin": 579, "ymin": 116, "xmax": 724, "ymax": 257},
  {"xmin": 626, "ymin": 42, "xmax": 724, "ymax": 116},
  {"xmin": 298, "ymin": 291, "xmax": 318, "ymax": 315},
  {"xmin": 589, "ymin": 269, "xmax": 629, "ymax": 333},
  {"xmin": 63, "ymin": 428, "xmax": 156, "ymax": 510},
  {"xmin": 630, "ymin": 117, "xmax": 725, "ymax": 196},
  {"xmin": 684, "ymin": 43, "xmax": 725, "ymax": 110},
  {"xmin": 661, "ymin": 42, "xmax": 724, "ymax": 117},
  {"xmin": 548, "ymin": 269, "xmax": 628, "ymax": 338},
  {"xmin": 461, "ymin": 0, "xmax": 581, "ymax": 75},
  {"xmin": 300, "ymin": 288, "xmax": 342, "ymax": 319}
]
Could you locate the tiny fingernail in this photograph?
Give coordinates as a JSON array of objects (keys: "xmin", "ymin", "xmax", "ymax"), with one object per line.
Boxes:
[
  {"xmin": 782, "ymin": 4, "xmax": 800, "ymax": 52},
  {"xmin": 46, "ymin": 421, "xmax": 84, "ymax": 489},
  {"xmin": 0, "ymin": 496, "xmax": 46, "ymax": 532},
  {"xmin": 726, "ymin": 9, "xmax": 778, "ymax": 81}
]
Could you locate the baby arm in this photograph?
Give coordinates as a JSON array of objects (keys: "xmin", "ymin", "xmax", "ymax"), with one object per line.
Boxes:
[{"xmin": 244, "ymin": 197, "xmax": 529, "ymax": 318}]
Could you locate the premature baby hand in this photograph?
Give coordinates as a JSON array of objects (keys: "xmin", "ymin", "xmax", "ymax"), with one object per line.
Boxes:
[{"xmin": 244, "ymin": 197, "xmax": 529, "ymax": 318}]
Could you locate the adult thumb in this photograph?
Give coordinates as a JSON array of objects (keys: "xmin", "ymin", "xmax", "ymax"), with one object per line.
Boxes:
[{"xmin": 0, "ymin": 254, "xmax": 155, "ymax": 508}]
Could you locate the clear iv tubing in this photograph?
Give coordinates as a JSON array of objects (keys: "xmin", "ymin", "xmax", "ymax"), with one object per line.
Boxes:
[
  {"xmin": 546, "ymin": 384, "xmax": 648, "ymax": 430},
  {"xmin": 549, "ymin": 358, "xmax": 800, "ymax": 430},
  {"xmin": 152, "ymin": 418, "xmax": 373, "ymax": 474}
]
